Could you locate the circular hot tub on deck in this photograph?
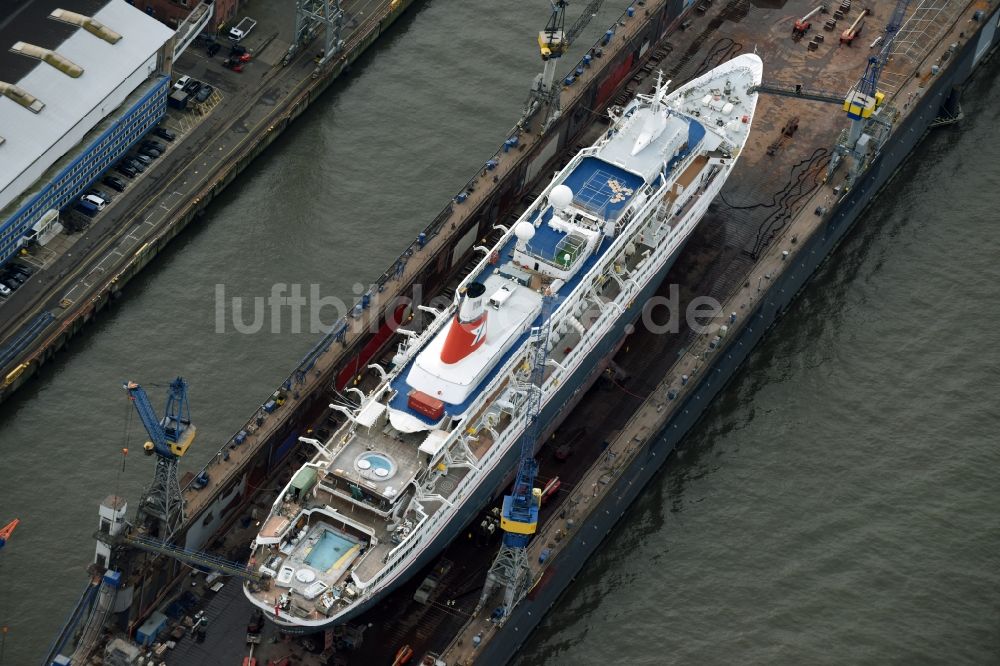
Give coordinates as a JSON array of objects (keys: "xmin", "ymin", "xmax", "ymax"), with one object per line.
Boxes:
[{"xmin": 354, "ymin": 451, "xmax": 397, "ymax": 480}]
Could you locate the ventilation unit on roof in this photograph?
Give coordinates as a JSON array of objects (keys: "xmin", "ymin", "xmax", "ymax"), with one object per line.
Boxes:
[
  {"xmin": 0, "ymin": 81, "xmax": 45, "ymax": 113},
  {"xmin": 10, "ymin": 42, "xmax": 84, "ymax": 78},
  {"xmin": 49, "ymin": 9, "xmax": 122, "ymax": 44}
]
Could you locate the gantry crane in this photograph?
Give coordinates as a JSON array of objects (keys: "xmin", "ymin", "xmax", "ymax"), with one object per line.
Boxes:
[
  {"xmin": 124, "ymin": 377, "xmax": 196, "ymax": 541},
  {"xmin": 834, "ymin": 0, "xmax": 910, "ymax": 181},
  {"xmin": 476, "ymin": 293, "xmax": 554, "ymax": 623},
  {"xmin": 523, "ymin": 0, "xmax": 606, "ymax": 133}
]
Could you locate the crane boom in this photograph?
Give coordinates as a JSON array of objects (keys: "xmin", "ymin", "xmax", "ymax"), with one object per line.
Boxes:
[
  {"xmin": 0, "ymin": 518, "xmax": 19, "ymax": 548},
  {"xmin": 125, "ymin": 378, "xmax": 195, "ymax": 458},
  {"xmin": 526, "ymin": 0, "xmax": 607, "ymax": 134},
  {"xmin": 792, "ymin": 4, "xmax": 827, "ymax": 36},
  {"xmin": 566, "ymin": 0, "xmax": 606, "ymax": 45},
  {"xmin": 499, "ymin": 295, "xmax": 553, "ymax": 545},
  {"xmin": 124, "ymin": 377, "xmax": 196, "ymax": 540},
  {"xmin": 839, "ymin": 8, "xmax": 868, "ymax": 44},
  {"xmin": 858, "ymin": 0, "xmax": 909, "ymax": 99}
]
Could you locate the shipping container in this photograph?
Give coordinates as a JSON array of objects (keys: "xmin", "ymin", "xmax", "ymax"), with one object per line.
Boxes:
[{"xmin": 408, "ymin": 391, "xmax": 444, "ymax": 421}]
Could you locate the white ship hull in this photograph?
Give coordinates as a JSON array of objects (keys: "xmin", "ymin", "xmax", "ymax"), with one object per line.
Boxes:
[{"xmin": 245, "ymin": 54, "xmax": 762, "ymax": 629}]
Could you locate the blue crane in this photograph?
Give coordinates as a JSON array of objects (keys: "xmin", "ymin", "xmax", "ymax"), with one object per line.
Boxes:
[
  {"xmin": 124, "ymin": 377, "xmax": 196, "ymax": 540},
  {"xmin": 843, "ymin": 0, "xmax": 910, "ymax": 127},
  {"xmin": 477, "ymin": 292, "xmax": 555, "ymax": 622}
]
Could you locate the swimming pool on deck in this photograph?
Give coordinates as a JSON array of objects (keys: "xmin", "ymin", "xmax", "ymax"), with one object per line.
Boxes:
[{"xmin": 305, "ymin": 527, "xmax": 362, "ymax": 572}]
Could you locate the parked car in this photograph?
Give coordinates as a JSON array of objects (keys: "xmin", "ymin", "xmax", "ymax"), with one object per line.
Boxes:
[
  {"xmin": 142, "ymin": 139, "xmax": 166, "ymax": 152},
  {"xmin": 86, "ymin": 189, "xmax": 110, "ymax": 203},
  {"xmin": 138, "ymin": 146, "xmax": 161, "ymax": 159},
  {"xmin": 2, "ymin": 278, "xmax": 20, "ymax": 292},
  {"xmin": 194, "ymin": 85, "xmax": 214, "ymax": 103},
  {"xmin": 102, "ymin": 175, "xmax": 126, "ymax": 192},
  {"xmin": 0, "ymin": 283, "xmax": 11, "ymax": 297},
  {"xmin": 207, "ymin": 42, "xmax": 221, "ymax": 57},
  {"xmin": 132, "ymin": 154, "xmax": 153, "ymax": 166},
  {"xmin": 183, "ymin": 79, "xmax": 202, "ymax": 96},
  {"xmin": 228, "ymin": 17, "xmax": 257, "ymax": 42},
  {"xmin": 9, "ymin": 265, "xmax": 31, "ymax": 280},
  {"xmin": 81, "ymin": 194, "xmax": 106, "ymax": 211},
  {"xmin": 115, "ymin": 164, "xmax": 137, "ymax": 179},
  {"xmin": 172, "ymin": 75, "xmax": 191, "ymax": 91},
  {"xmin": 152, "ymin": 126, "xmax": 176, "ymax": 142},
  {"xmin": 6, "ymin": 271, "xmax": 30, "ymax": 287},
  {"xmin": 124, "ymin": 158, "xmax": 146, "ymax": 173}
]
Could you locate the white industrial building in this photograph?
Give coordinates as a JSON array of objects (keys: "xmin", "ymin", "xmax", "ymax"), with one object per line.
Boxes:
[{"xmin": 0, "ymin": 0, "xmax": 175, "ymax": 266}]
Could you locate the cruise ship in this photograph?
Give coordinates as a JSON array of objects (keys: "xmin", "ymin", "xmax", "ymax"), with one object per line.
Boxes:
[{"xmin": 244, "ymin": 53, "xmax": 763, "ymax": 629}]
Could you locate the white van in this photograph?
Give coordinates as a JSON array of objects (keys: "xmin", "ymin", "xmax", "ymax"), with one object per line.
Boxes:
[
  {"xmin": 81, "ymin": 194, "xmax": 106, "ymax": 211},
  {"xmin": 228, "ymin": 17, "xmax": 256, "ymax": 42}
]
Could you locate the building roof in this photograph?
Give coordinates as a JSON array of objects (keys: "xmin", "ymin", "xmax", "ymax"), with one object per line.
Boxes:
[{"xmin": 0, "ymin": 0, "xmax": 174, "ymax": 209}]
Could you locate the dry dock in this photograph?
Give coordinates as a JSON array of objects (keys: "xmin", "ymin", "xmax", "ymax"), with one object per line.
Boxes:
[
  {"xmin": 45, "ymin": 0, "xmax": 1000, "ymax": 662},
  {"xmin": 49, "ymin": 0, "xmax": 703, "ymax": 653}
]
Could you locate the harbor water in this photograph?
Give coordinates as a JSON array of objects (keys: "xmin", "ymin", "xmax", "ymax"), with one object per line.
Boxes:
[{"xmin": 0, "ymin": 0, "xmax": 998, "ymax": 663}]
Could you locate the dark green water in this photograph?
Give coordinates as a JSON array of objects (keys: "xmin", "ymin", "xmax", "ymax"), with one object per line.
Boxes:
[{"xmin": 1, "ymin": 1, "xmax": 998, "ymax": 663}]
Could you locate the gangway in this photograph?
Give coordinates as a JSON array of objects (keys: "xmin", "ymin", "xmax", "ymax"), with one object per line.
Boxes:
[
  {"xmin": 749, "ymin": 83, "xmax": 844, "ymax": 105},
  {"xmin": 125, "ymin": 533, "xmax": 263, "ymax": 582}
]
